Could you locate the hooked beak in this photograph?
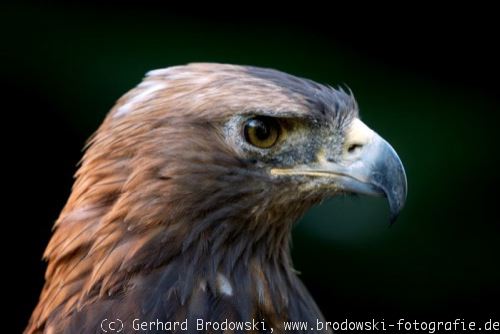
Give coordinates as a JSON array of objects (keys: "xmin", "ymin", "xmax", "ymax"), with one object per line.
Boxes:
[{"xmin": 271, "ymin": 119, "xmax": 407, "ymax": 224}]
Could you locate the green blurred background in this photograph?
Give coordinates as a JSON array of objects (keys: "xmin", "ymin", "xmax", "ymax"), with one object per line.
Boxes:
[{"xmin": 4, "ymin": 3, "xmax": 499, "ymax": 332}]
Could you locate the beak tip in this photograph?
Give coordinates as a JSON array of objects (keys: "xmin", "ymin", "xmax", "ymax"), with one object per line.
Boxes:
[
  {"xmin": 389, "ymin": 207, "xmax": 403, "ymax": 226},
  {"xmin": 382, "ymin": 155, "xmax": 407, "ymax": 226},
  {"xmin": 387, "ymin": 181, "xmax": 407, "ymax": 225},
  {"xmin": 389, "ymin": 213, "xmax": 397, "ymax": 226}
]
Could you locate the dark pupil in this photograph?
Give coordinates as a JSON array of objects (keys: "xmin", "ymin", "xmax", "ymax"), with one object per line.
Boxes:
[{"xmin": 251, "ymin": 120, "xmax": 270, "ymax": 140}]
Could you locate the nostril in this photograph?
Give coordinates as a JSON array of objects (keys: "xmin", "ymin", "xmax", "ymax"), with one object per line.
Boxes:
[{"xmin": 347, "ymin": 143, "xmax": 363, "ymax": 153}]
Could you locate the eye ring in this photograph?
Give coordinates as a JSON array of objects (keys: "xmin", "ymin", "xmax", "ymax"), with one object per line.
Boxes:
[{"xmin": 243, "ymin": 116, "xmax": 280, "ymax": 149}]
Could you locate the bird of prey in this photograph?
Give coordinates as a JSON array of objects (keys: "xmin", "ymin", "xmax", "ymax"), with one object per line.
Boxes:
[{"xmin": 26, "ymin": 63, "xmax": 407, "ymax": 333}]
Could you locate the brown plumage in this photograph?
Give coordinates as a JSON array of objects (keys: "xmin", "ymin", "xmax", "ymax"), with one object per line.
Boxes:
[{"xmin": 26, "ymin": 63, "xmax": 407, "ymax": 333}]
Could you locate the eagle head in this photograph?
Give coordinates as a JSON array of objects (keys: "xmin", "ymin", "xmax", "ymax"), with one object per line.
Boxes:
[{"xmin": 27, "ymin": 63, "xmax": 406, "ymax": 333}]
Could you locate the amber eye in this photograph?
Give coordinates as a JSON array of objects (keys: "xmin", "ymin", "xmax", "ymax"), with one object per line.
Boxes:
[{"xmin": 243, "ymin": 116, "xmax": 280, "ymax": 149}]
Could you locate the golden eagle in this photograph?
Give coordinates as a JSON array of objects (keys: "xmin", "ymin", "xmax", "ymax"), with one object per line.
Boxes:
[{"xmin": 26, "ymin": 63, "xmax": 407, "ymax": 333}]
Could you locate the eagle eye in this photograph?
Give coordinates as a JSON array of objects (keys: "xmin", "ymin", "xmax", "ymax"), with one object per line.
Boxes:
[{"xmin": 243, "ymin": 116, "xmax": 280, "ymax": 149}]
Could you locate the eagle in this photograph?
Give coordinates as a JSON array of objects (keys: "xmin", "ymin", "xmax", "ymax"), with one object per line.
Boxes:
[{"xmin": 26, "ymin": 63, "xmax": 407, "ymax": 333}]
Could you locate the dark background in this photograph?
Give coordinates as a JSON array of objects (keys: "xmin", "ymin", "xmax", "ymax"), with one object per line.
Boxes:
[{"xmin": 3, "ymin": 3, "xmax": 499, "ymax": 332}]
